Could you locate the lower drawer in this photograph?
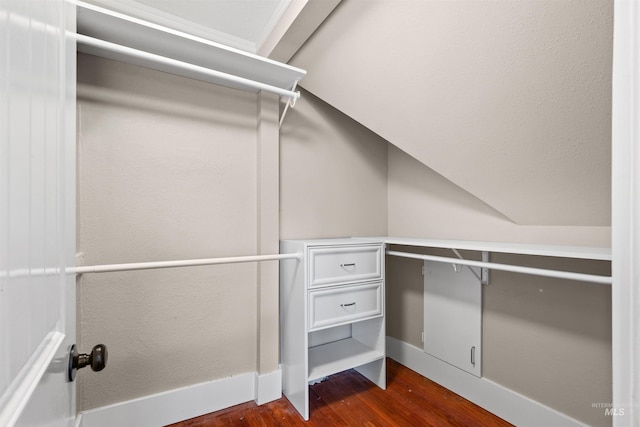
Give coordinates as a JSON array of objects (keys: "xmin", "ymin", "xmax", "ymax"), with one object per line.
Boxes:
[{"xmin": 308, "ymin": 282, "xmax": 383, "ymax": 331}]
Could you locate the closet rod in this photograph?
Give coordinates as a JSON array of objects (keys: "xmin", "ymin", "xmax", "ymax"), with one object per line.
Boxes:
[
  {"xmin": 72, "ymin": 253, "xmax": 301, "ymax": 275},
  {"xmin": 76, "ymin": 34, "xmax": 301, "ymax": 101},
  {"xmin": 386, "ymin": 250, "xmax": 612, "ymax": 285}
]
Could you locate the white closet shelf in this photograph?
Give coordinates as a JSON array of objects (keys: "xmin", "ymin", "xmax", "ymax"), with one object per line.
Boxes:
[
  {"xmin": 364, "ymin": 237, "xmax": 612, "ymax": 285},
  {"xmin": 76, "ymin": 1, "xmax": 305, "ymax": 98},
  {"xmin": 308, "ymin": 338, "xmax": 384, "ymax": 382},
  {"xmin": 369, "ymin": 237, "xmax": 611, "ymax": 261}
]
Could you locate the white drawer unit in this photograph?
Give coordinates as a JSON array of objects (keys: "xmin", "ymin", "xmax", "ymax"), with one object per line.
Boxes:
[{"xmin": 280, "ymin": 238, "xmax": 386, "ymax": 421}]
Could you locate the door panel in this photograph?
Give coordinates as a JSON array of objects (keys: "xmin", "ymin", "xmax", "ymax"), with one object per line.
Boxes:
[
  {"xmin": 0, "ymin": 1, "xmax": 76, "ymax": 425},
  {"xmin": 424, "ymin": 261, "xmax": 482, "ymax": 377}
]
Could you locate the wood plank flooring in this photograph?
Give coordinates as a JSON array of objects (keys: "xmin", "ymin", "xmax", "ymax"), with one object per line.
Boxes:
[{"xmin": 167, "ymin": 358, "xmax": 513, "ymax": 427}]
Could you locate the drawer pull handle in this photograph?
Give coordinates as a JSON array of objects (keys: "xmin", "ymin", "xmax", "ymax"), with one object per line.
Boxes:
[
  {"xmin": 340, "ymin": 263, "xmax": 356, "ymax": 268},
  {"xmin": 341, "ymin": 302, "xmax": 356, "ymax": 307}
]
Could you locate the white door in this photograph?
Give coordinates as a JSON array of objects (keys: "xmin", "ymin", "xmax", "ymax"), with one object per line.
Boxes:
[
  {"xmin": 0, "ymin": 1, "xmax": 76, "ymax": 426},
  {"xmin": 424, "ymin": 260, "xmax": 482, "ymax": 377}
]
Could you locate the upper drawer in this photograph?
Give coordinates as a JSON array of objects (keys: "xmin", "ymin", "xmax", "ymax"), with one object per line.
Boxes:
[{"xmin": 309, "ymin": 244, "xmax": 383, "ymax": 287}]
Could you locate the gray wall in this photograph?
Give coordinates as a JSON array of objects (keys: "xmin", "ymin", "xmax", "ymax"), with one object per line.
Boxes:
[
  {"xmin": 388, "ymin": 145, "xmax": 611, "ymax": 246},
  {"xmin": 76, "ymin": 59, "xmax": 387, "ymax": 412},
  {"xmin": 291, "ymin": 0, "xmax": 613, "ymax": 227},
  {"xmin": 77, "ymin": 43, "xmax": 612, "ymax": 427},
  {"xmin": 386, "ymin": 245, "xmax": 611, "ymax": 427},
  {"xmin": 280, "ymin": 89, "xmax": 388, "ymax": 240},
  {"xmin": 279, "ymin": 87, "xmax": 612, "ymax": 426},
  {"xmin": 386, "ymin": 147, "xmax": 612, "ymax": 426},
  {"xmin": 484, "ymin": 253, "xmax": 611, "ymax": 426},
  {"xmin": 289, "ymin": 8, "xmax": 614, "ymax": 421},
  {"xmin": 76, "ymin": 53, "xmax": 275, "ymax": 410}
]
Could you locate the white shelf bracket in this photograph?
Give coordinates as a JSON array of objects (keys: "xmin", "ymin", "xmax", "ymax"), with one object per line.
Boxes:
[
  {"xmin": 279, "ymin": 80, "xmax": 300, "ymax": 128},
  {"xmin": 450, "ymin": 248, "xmax": 463, "ymax": 272},
  {"xmin": 450, "ymin": 248, "xmax": 481, "ymax": 281},
  {"xmin": 481, "ymin": 251, "xmax": 490, "ymax": 285}
]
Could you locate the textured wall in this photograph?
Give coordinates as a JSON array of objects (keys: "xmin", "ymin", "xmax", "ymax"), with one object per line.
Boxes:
[
  {"xmin": 77, "ymin": 54, "xmax": 263, "ymax": 410},
  {"xmin": 75, "ymin": 5, "xmax": 615, "ymax": 422},
  {"xmin": 386, "ymin": 146, "xmax": 612, "ymax": 426},
  {"xmin": 279, "ymin": 87, "xmax": 612, "ymax": 425},
  {"xmin": 292, "ymin": 0, "xmax": 613, "ymax": 226},
  {"xmin": 386, "ymin": 244, "xmax": 611, "ymax": 427},
  {"xmin": 483, "ymin": 253, "xmax": 611, "ymax": 426},
  {"xmin": 280, "ymin": 89, "xmax": 388, "ymax": 240},
  {"xmin": 388, "ymin": 145, "xmax": 611, "ymax": 246}
]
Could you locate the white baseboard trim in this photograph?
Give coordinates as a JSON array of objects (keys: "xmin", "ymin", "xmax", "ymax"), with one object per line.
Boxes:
[
  {"xmin": 80, "ymin": 368, "xmax": 282, "ymax": 427},
  {"xmin": 255, "ymin": 368, "xmax": 282, "ymax": 405},
  {"xmin": 386, "ymin": 337, "xmax": 588, "ymax": 427}
]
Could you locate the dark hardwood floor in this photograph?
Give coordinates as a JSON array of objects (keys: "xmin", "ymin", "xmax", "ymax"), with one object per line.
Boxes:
[{"xmin": 167, "ymin": 358, "xmax": 513, "ymax": 427}]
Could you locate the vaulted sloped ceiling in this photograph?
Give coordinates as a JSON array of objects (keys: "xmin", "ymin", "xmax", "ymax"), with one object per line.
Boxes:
[{"xmin": 290, "ymin": 0, "xmax": 613, "ymax": 226}]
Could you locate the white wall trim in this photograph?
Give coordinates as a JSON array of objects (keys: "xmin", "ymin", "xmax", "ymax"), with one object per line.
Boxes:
[
  {"xmin": 387, "ymin": 337, "xmax": 588, "ymax": 427},
  {"xmin": 611, "ymin": 0, "xmax": 640, "ymax": 425},
  {"xmin": 254, "ymin": 369, "xmax": 282, "ymax": 405},
  {"xmin": 79, "ymin": 369, "xmax": 278, "ymax": 427}
]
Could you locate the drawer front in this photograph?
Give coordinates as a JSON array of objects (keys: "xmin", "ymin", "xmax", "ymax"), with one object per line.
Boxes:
[
  {"xmin": 309, "ymin": 245, "xmax": 382, "ymax": 287},
  {"xmin": 308, "ymin": 282, "xmax": 383, "ymax": 331}
]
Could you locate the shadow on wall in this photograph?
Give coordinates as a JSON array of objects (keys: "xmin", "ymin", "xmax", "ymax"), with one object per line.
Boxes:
[
  {"xmin": 388, "ymin": 143, "xmax": 515, "ymax": 223},
  {"xmin": 484, "ymin": 252, "xmax": 611, "ymax": 341},
  {"xmin": 78, "ymin": 53, "xmax": 257, "ymax": 129},
  {"xmin": 387, "ymin": 144, "xmax": 611, "ymax": 247},
  {"xmin": 279, "ymin": 87, "xmax": 388, "ymax": 240},
  {"xmin": 482, "ymin": 254, "xmax": 612, "ymax": 427}
]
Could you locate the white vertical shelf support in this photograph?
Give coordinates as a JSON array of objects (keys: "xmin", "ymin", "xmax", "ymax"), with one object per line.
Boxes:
[{"xmin": 481, "ymin": 251, "xmax": 490, "ymax": 285}]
